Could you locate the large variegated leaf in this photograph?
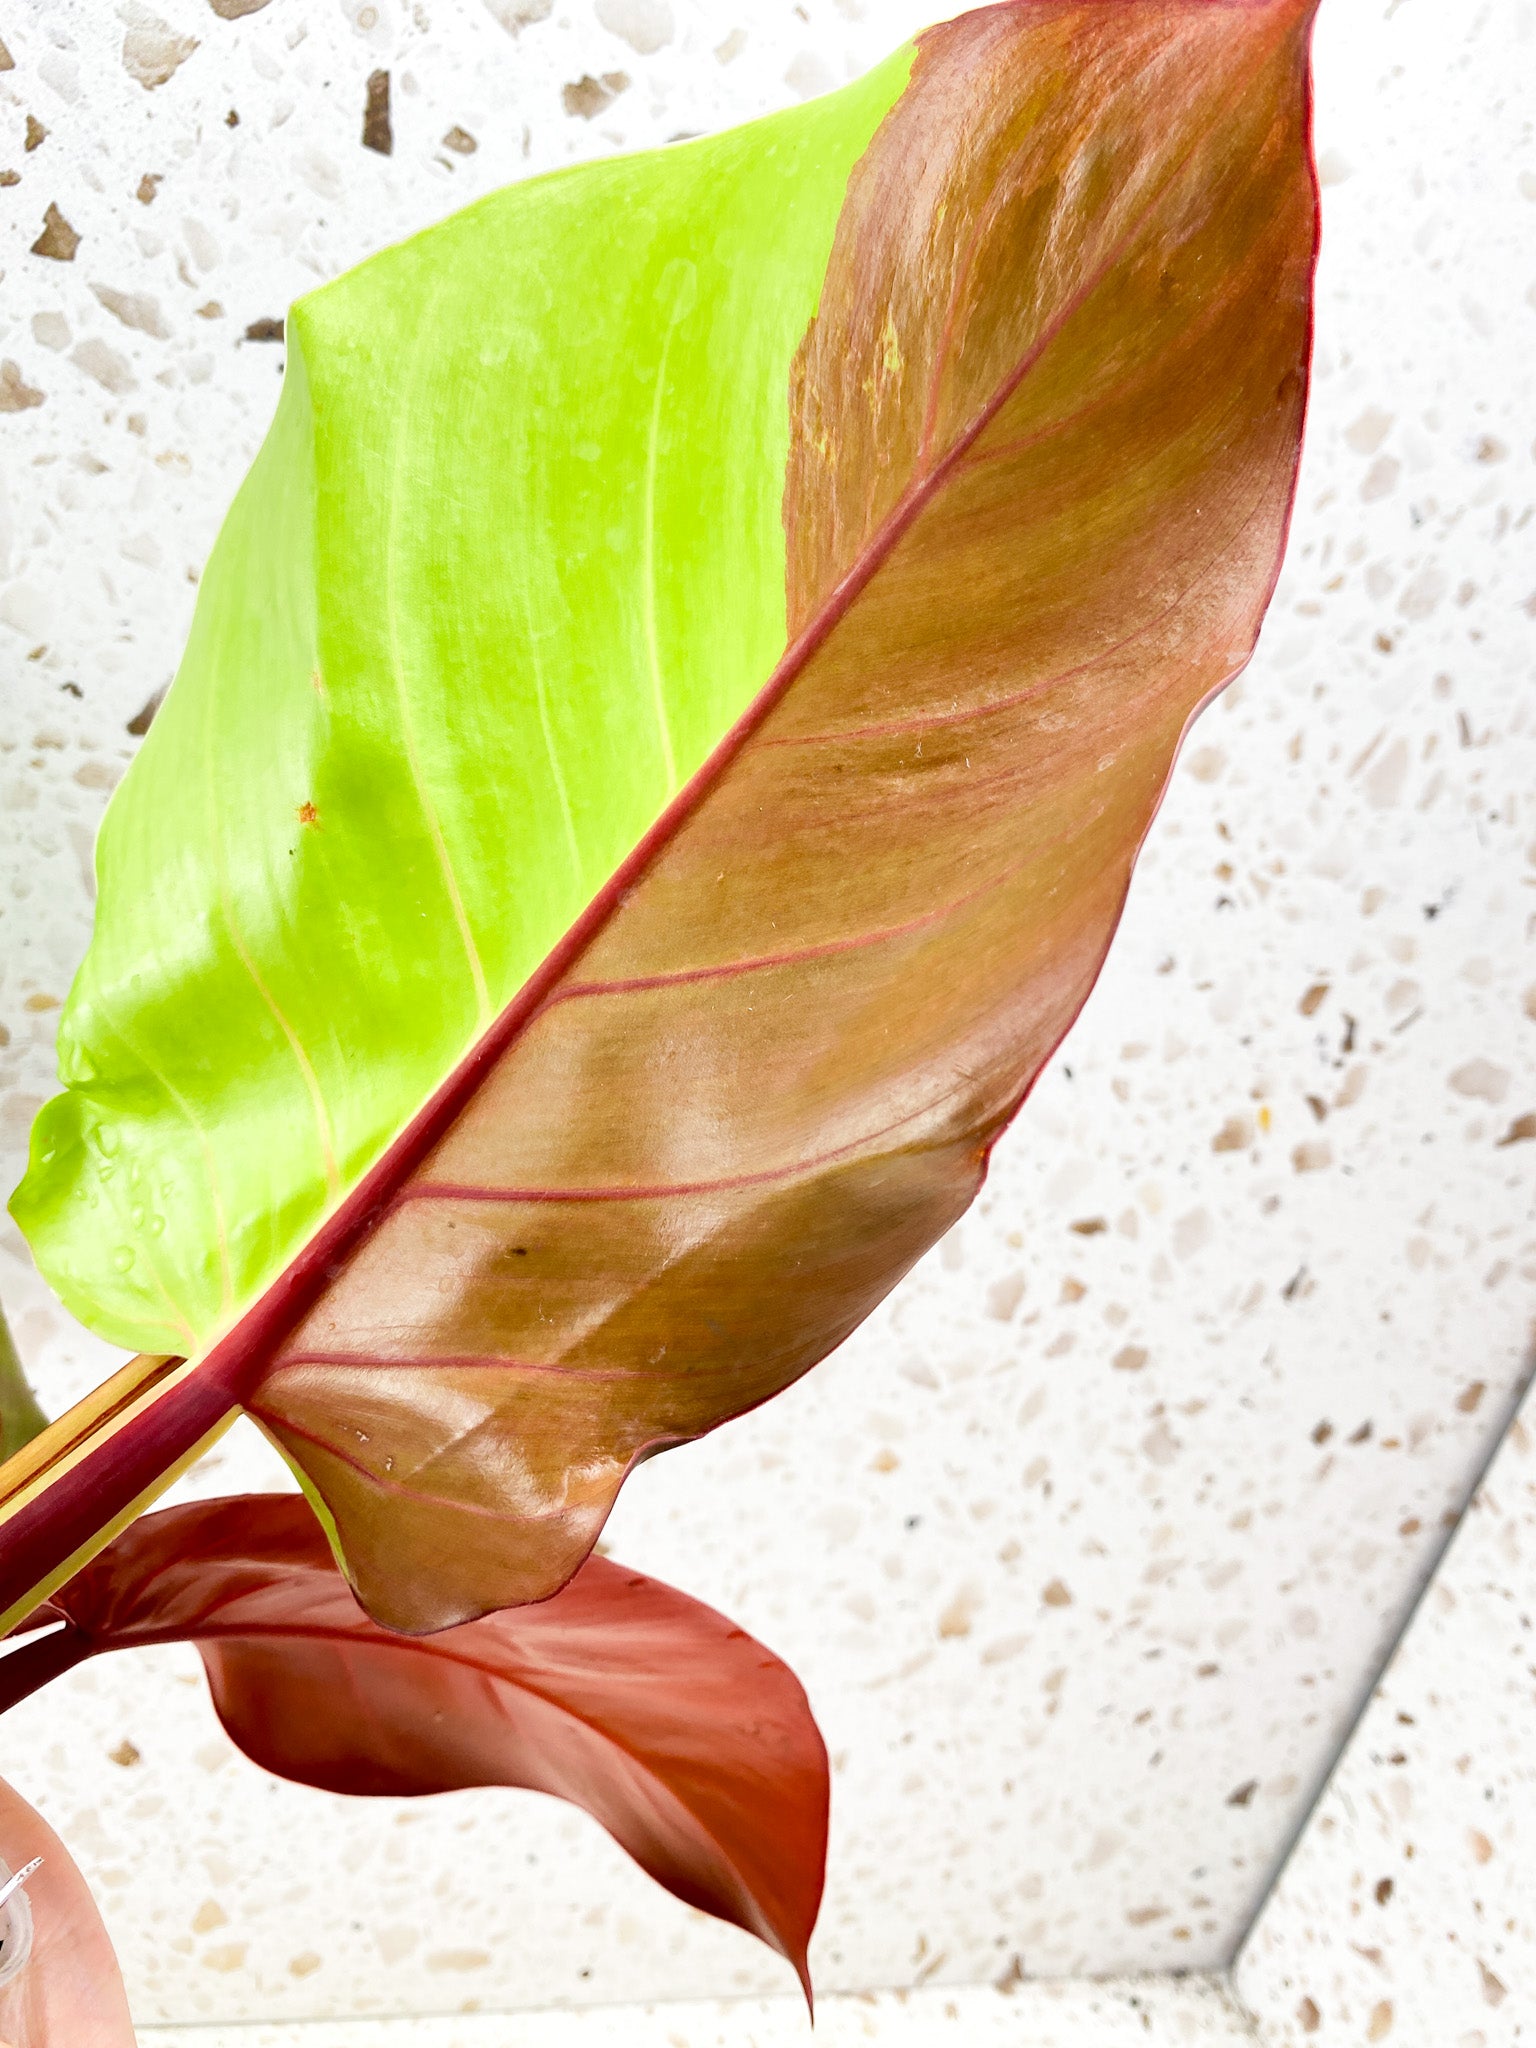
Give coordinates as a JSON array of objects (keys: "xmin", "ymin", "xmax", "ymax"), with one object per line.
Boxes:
[{"xmin": 4, "ymin": 0, "xmax": 1320, "ymax": 1633}]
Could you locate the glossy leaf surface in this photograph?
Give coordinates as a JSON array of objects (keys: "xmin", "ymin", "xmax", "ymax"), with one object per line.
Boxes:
[
  {"xmin": 0, "ymin": 1773, "xmax": 135, "ymax": 2047},
  {"xmin": 8, "ymin": 0, "xmax": 1319, "ymax": 1631},
  {"xmin": 1, "ymin": 1496, "xmax": 827, "ymax": 1988}
]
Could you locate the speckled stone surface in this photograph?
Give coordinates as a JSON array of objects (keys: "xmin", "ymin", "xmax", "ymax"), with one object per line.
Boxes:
[
  {"xmin": 133, "ymin": 1974, "xmax": 1258, "ymax": 2046},
  {"xmin": 0, "ymin": 0, "xmax": 1533, "ymax": 2029},
  {"xmin": 1235, "ymin": 1390, "xmax": 1536, "ymax": 2046}
]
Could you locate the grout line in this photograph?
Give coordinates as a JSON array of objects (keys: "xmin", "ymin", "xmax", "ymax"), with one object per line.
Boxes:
[
  {"xmin": 1210, "ymin": 1966, "xmax": 1266, "ymax": 2041},
  {"xmin": 1227, "ymin": 1344, "xmax": 1536, "ymax": 1978},
  {"xmin": 132, "ymin": 1970, "xmax": 1257, "ymax": 2044}
]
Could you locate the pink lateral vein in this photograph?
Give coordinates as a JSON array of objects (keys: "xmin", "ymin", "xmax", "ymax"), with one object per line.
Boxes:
[
  {"xmin": 763, "ymin": 481, "xmax": 1272, "ymax": 754},
  {"xmin": 269, "ymin": 1349, "xmax": 679, "ymax": 1383},
  {"xmin": 243, "ymin": 1414, "xmax": 542, "ymax": 1523},
  {"xmin": 554, "ymin": 842, "xmax": 1051, "ymax": 1004},
  {"xmin": 398, "ymin": 1093, "xmax": 964, "ymax": 1211}
]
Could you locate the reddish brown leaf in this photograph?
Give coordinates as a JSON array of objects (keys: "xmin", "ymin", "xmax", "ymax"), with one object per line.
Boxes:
[
  {"xmin": 0, "ymin": 1774, "xmax": 134, "ymax": 2046},
  {"xmin": 2, "ymin": 1496, "xmax": 827, "ymax": 1990}
]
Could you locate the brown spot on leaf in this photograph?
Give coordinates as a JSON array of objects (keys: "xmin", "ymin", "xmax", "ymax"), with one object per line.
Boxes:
[
  {"xmin": 1299, "ymin": 981, "xmax": 1329, "ymax": 1015},
  {"xmin": 296, "ymin": 801, "xmax": 320, "ymax": 827},
  {"xmin": 0, "ymin": 360, "xmax": 45, "ymax": 412},
  {"xmin": 136, "ymin": 172, "xmax": 162, "ymax": 204},
  {"xmin": 1226, "ymin": 1779, "xmax": 1258, "ymax": 1807},
  {"xmin": 363, "ymin": 69, "xmax": 392, "ymax": 154},
  {"xmin": 562, "ymin": 71, "xmax": 630, "ymax": 119},
  {"xmin": 127, "ymin": 689, "xmax": 165, "ymax": 736},
  {"xmin": 109, "ymin": 1738, "xmax": 142, "ymax": 1767},
  {"xmin": 1497, "ymin": 1111, "xmax": 1536, "ymax": 1147},
  {"xmin": 442, "ymin": 125, "xmax": 478, "ymax": 154},
  {"xmin": 244, "ymin": 316, "xmax": 284, "ymax": 343},
  {"xmin": 31, "ymin": 203, "xmax": 80, "ymax": 261},
  {"xmin": 25, "ymin": 115, "xmax": 46, "ymax": 152}
]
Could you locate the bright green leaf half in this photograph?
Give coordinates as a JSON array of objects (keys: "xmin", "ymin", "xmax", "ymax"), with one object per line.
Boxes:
[{"xmin": 12, "ymin": 52, "xmax": 913, "ymax": 1355}]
